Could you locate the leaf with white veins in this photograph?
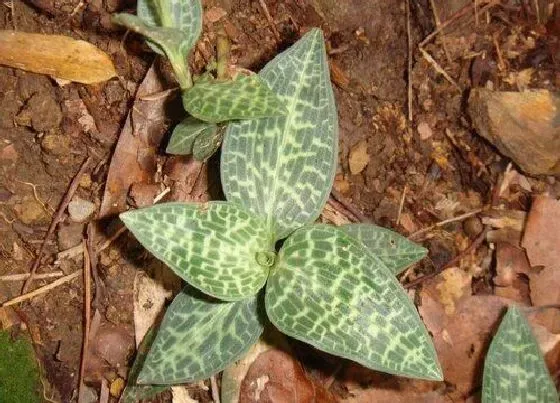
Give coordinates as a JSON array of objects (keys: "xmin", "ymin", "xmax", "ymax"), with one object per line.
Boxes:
[
  {"xmin": 120, "ymin": 202, "xmax": 272, "ymax": 301},
  {"xmin": 341, "ymin": 224, "xmax": 427, "ymax": 275},
  {"xmin": 137, "ymin": 0, "xmax": 202, "ymax": 56},
  {"xmin": 221, "ymin": 29, "xmax": 338, "ymax": 240},
  {"xmin": 266, "ymin": 225, "xmax": 442, "ymax": 381},
  {"xmin": 183, "ymin": 75, "xmax": 288, "ymax": 123},
  {"xmin": 482, "ymin": 306, "xmax": 558, "ymax": 403},
  {"xmin": 139, "ymin": 287, "xmax": 264, "ymax": 384},
  {"xmin": 166, "ymin": 117, "xmax": 217, "ymax": 155}
]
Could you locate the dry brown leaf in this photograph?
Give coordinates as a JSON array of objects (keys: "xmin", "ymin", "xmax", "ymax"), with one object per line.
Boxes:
[
  {"xmin": 348, "ymin": 140, "xmax": 369, "ymax": 175},
  {"xmin": 435, "ymin": 267, "xmax": 472, "ymax": 315},
  {"xmin": 0, "ymin": 31, "xmax": 116, "ymax": 84},
  {"xmin": 494, "ymin": 244, "xmax": 531, "ymax": 304},
  {"xmin": 238, "ymin": 349, "xmax": 336, "ymax": 403},
  {"xmin": 522, "ymin": 195, "xmax": 560, "ymax": 270}
]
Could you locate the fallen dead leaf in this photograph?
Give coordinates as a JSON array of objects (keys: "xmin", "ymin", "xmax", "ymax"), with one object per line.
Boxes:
[
  {"xmin": 435, "ymin": 267, "xmax": 472, "ymax": 315},
  {"xmin": 0, "ymin": 31, "xmax": 117, "ymax": 84},
  {"xmin": 493, "ymin": 243, "xmax": 531, "ymax": 304},
  {"xmin": 348, "ymin": 140, "xmax": 369, "ymax": 175},
  {"xmin": 205, "ymin": 6, "xmax": 227, "ymax": 23}
]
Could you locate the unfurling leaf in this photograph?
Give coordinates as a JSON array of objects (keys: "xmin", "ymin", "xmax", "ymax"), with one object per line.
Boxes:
[
  {"xmin": 341, "ymin": 224, "xmax": 427, "ymax": 275},
  {"xmin": 221, "ymin": 29, "xmax": 338, "ymax": 240},
  {"xmin": 482, "ymin": 306, "xmax": 558, "ymax": 403},
  {"xmin": 111, "ymin": 14, "xmax": 192, "ymax": 88},
  {"xmin": 166, "ymin": 117, "xmax": 217, "ymax": 155},
  {"xmin": 0, "ymin": 31, "xmax": 116, "ymax": 84},
  {"xmin": 139, "ymin": 287, "xmax": 264, "ymax": 384},
  {"xmin": 120, "ymin": 202, "xmax": 273, "ymax": 301},
  {"xmin": 183, "ymin": 75, "xmax": 288, "ymax": 123},
  {"xmin": 137, "ymin": 0, "xmax": 202, "ymax": 57},
  {"xmin": 266, "ymin": 225, "xmax": 442, "ymax": 381}
]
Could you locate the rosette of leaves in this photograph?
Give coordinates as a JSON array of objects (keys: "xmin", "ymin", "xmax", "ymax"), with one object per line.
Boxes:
[
  {"xmin": 121, "ymin": 29, "xmax": 443, "ymax": 385},
  {"xmin": 112, "ymin": 0, "xmax": 287, "ymax": 161},
  {"xmin": 482, "ymin": 306, "xmax": 559, "ymax": 403}
]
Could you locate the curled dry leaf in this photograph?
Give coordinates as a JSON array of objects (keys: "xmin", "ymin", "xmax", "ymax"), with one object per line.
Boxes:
[
  {"xmin": 348, "ymin": 140, "xmax": 369, "ymax": 175},
  {"xmin": 0, "ymin": 31, "xmax": 117, "ymax": 84}
]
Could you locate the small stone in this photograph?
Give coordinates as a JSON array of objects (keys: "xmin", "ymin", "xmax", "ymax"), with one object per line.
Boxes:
[
  {"xmin": 348, "ymin": 140, "xmax": 370, "ymax": 175},
  {"xmin": 41, "ymin": 135, "xmax": 71, "ymax": 156},
  {"xmin": 17, "ymin": 92, "xmax": 63, "ymax": 132},
  {"xmin": 13, "ymin": 199, "xmax": 47, "ymax": 225},
  {"xmin": 110, "ymin": 377, "xmax": 125, "ymax": 398},
  {"xmin": 469, "ymin": 89, "xmax": 560, "ymax": 176},
  {"xmin": 57, "ymin": 222, "xmax": 84, "ymax": 250},
  {"xmin": 68, "ymin": 198, "xmax": 96, "ymax": 223},
  {"xmin": 0, "ymin": 144, "xmax": 18, "ymax": 165},
  {"xmin": 463, "ymin": 216, "xmax": 483, "ymax": 237},
  {"xmin": 417, "ymin": 122, "xmax": 433, "ymax": 140},
  {"xmin": 80, "ymin": 386, "xmax": 99, "ymax": 403},
  {"xmin": 79, "ymin": 173, "xmax": 92, "ymax": 189},
  {"xmin": 12, "ymin": 242, "xmax": 24, "ymax": 261}
]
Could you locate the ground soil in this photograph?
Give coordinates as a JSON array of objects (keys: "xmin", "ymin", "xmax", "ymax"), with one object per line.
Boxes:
[{"xmin": 0, "ymin": 0, "xmax": 558, "ymax": 402}]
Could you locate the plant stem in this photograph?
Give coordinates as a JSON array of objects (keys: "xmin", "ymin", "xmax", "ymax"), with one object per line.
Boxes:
[
  {"xmin": 169, "ymin": 52, "xmax": 193, "ymax": 89},
  {"xmin": 156, "ymin": 0, "xmax": 173, "ymax": 27},
  {"xmin": 216, "ymin": 29, "xmax": 231, "ymax": 80}
]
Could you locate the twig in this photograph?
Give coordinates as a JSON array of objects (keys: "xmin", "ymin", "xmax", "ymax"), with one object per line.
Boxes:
[
  {"xmin": 406, "ymin": 0, "xmax": 413, "ymax": 121},
  {"xmin": 419, "ymin": 47, "xmax": 461, "ymax": 90},
  {"xmin": 22, "ymin": 156, "xmax": 92, "ymax": 294},
  {"xmin": 330, "ymin": 189, "xmax": 372, "ymax": 223},
  {"xmin": 408, "ymin": 208, "xmax": 483, "ymax": 239},
  {"xmin": 57, "ymin": 225, "xmax": 127, "ymax": 261},
  {"xmin": 87, "ymin": 223, "xmax": 102, "ymax": 311},
  {"xmin": 0, "ymin": 271, "xmax": 63, "ymax": 282},
  {"xmin": 78, "ymin": 240, "xmax": 91, "ymax": 403},
  {"xmin": 2, "ymin": 270, "xmax": 82, "ymax": 307},
  {"xmin": 428, "ymin": 0, "xmax": 452, "ymax": 63},
  {"xmin": 404, "ymin": 228, "xmax": 488, "ymax": 288},
  {"xmin": 396, "ymin": 184, "xmax": 408, "ymax": 227},
  {"xmin": 258, "ymin": 0, "xmax": 281, "ymax": 42},
  {"xmin": 210, "ymin": 375, "xmax": 220, "ymax": 403}
]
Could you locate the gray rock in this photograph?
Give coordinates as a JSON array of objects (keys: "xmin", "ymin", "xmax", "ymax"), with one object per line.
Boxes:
[
  {"xmin": 57, "ymin": 222, "xmax": 84, "ymax": 251},
  {"xmin": 68, "ymin": 198, "xmax": 96, "ymax": 223},
  {"xmin": 469, "ymin": 89, "xmax": 560, "ymax": 176}
]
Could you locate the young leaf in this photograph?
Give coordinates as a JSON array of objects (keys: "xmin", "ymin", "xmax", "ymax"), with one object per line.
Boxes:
[
  {"xmin": 139, "ymin": 287, "xmax": 264, "ymax": 384},
  {"xmin": 183, "ymin": 75, "xmax": 288, "ymax": 123},
  {"xmin": 482, "ymin": 306, "xmax": 558, "ymax": 403},
  {"xmin": 192, "ymin": 125, "xmax": 222, "ymax": 161},
  {"xmin": 266, "ymin": 225, "xmax": 442, "ymax": 381},
  {"xmin": 166, "ymin": 117, "xmax": 217, "ymax": 155},
  {"xmin": 137, "ymin": 0, "xmax": 202, "ymax": 56},
  {"xmin": 112, "ymin": 14, "xmax": 191, "ymax": 88},
  {"xmin": 221, "ymin": 29, "xmax": 338, "ymax": 240},
  {"xmin": 340, "ymin": 224, "xmax": 427, "ymax": 275},
  {"xmin": 120, "ymin": 202, "xmax": 273, "ymax": 301}
]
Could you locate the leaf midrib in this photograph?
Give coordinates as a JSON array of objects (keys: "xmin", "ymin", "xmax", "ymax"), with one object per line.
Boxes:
[{"xmin": 264, "ymin": 33, "xmax": 317, "ymax": 237}]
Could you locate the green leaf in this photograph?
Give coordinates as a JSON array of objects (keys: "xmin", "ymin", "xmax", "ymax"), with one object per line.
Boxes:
[
  {"xmin": 120, "ymin": 202, "xmax": 273, "ymax": 301},
  {"xmin": 166, "ymin": 117, "xmax": 217, "ymax": 155},
  {"xmin": 221, "ymin": 29, "xmax": 338, "ymax": 240},
  {"xmin": 266, "ymin": 225, "xmax": 442, "ymax": 381},
  {"xmin": 482, "ymin": 306, "xmax": 558, "ymax": 403},
  {"xmin": 183, "ymin": 75, "xmax": 288, "ymax": 124},
  {"xmin": 340, "ymin": 224, "xmax": 427, "ymax": 275},
  {"xmin": 139, "ymin": 287, "xmax": 264, "ymax": 384},
  {"xmin": 112, "ymin": 13, "xmax": 191, "ymax": 88},
  {"xmin": 137, "ymin": 0, "xmax": 202, "ymax": 57},
  {"xmin": 193, "ymin": 125, "xmax": 223, "ymax": 161}
]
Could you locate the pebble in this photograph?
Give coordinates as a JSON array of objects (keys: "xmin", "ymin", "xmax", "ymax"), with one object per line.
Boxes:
[
  {"xmin": 57, "ymin": 222, "xmax": 84, "ymax": 250},
  {"xmin": 41, "ymin": 134, "xmax": 71, "ymax": 156},
  {"xmin": 13, "ymin": 199, "xmax": 47, "ymax": 225},
  {"xmin": 463, "ymin": 216, "xmax": 484, "ymax": 237},
  {"xmin": 68, "ymin": 198, "xmax": 96, "ymax": 223}
]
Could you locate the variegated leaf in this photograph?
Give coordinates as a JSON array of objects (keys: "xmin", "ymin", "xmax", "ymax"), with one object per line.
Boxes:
[
  {"xmin": 112, "ymin": 14, "xmax": 192, "ymax": 88},
  {"xmin": 341, "ymin": 224, "xmax": 427, "ymax": 275},
  {"xmin": 482, "ymin": 306, "xmax": 558, "ymax": 403},
  {"xmin": 221, "ymin": 29, "xmax": 338, "ymax": 240},
  {"xmin": 193, "ymin": 125, "xmax": 223, "ymax": 161},
  {"xmin": 120, "ymin": 202, "xmax": 273, "ymax": 301},
  {"xmin": 166, "ymin": 117, "xmax": 217, "ymax": 155},
  {"xmin": 137, "ymin": 0, "xmax": 202, "ymax": 56},
  {"xmin": 183, "ymin": 75, "xmax": 288, "ymax": 124},
  {"xmin": 266, "ymin": 225, "xmax": 442, "ymax": 381},
  {"xmin": 139, "ymin": 287, "xmax": 264, "ymax": 384}
]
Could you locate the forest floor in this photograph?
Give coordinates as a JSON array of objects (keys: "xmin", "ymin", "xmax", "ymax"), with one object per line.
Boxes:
[{"xmin": 0, "ymin": 0, "xmax": 559, "ymax": 402}]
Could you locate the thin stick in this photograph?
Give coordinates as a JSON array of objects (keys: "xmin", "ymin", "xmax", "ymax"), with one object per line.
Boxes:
[
  {"xmin": 406, "ymin": 0, "xmax": 413, "ymax": 121},
  {"xmin": 57, "ymin": 225, "xmax": 127, "ymax": 261},
  {"xmin": 210, "ymin": 375, "xmax": 220, "ymax": 403},
  {"xmin": 408, "ymin": 208, "xmax": 483, "ymax": 239},
  {"xmin": 330, "ymin": 189, "xmax": 372, "ymax": 223},
  {"xmin": 428, "ymin": 0, "xmax": 452, "ymax": 63},
  {"xmin": 419, "ymin": 48, "xmax": 461, "ymax": 90},
  {"xmin": 258, "ymin": 0, "xmax": 281, "ymax": 42},
  {"xmin": 0, "ymin": 271, "xmax": 63, "ymax": 282},
  {"xmin": 396, "ymin": 184, "xmax": 408, "ymax": 227},
  {"xmin": 22, "ymin": 156, "xmax": 92, "ymax": 294},
  {"xmin": 2, "ymin": 270, "xmax": 82, "ymax": 307},
  {"xmin": 78, "ymin": 240, "xmax": 91, "ymax": 403}
]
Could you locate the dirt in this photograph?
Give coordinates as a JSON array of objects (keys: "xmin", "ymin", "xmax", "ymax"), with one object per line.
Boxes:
[{"xmin": 0, "ymin": 0, "xmax": 558, "ymax": 402}]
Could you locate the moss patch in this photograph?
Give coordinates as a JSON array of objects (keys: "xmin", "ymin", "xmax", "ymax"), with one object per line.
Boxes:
[{"xmin": 0, "ymin": 330, "xmax": 42, "ymax": 403}]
